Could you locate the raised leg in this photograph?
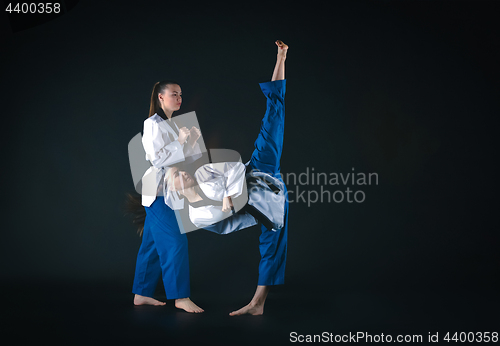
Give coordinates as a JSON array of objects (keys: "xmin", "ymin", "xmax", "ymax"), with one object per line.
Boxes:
[
  {"xmin": 248, "ymin": 79, "xmax": 286, "ymax": 177},
  {"xmin": 231, "ymin": 40, "xmax": 289, "ymax": 316}
]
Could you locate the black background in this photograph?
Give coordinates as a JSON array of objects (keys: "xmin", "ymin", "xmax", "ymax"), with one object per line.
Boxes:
[{"xmin": 1, "ymin": 0, "xmax": 499, "ymax": 344}]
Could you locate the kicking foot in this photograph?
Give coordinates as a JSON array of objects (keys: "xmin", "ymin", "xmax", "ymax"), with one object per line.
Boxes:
[
  {"xmin": 229, "ymin": 302, "xmax": 264, "ymax": 316},
  {"xmin": 134, "ymin": 294, "xmax": 166, "ymax": 306},
  {"xmin": 276, "ymin": 40, "xmax": 288, "ymax": 59},
  {"xmin": 175, "ymin": 298, "xmax": 204, "ymax": 313}
]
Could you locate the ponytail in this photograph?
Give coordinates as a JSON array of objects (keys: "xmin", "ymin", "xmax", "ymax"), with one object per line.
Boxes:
[{"xmin": 148, "ymin": 80, "xmax": 179, "ymax": 118}]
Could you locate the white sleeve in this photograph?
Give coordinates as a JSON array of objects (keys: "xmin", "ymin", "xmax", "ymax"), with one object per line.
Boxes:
[
  {"xmin": 194, "ymin": 162, "xmax": 246, "ymax": 200},
  {"xmin": 222, "ymin": 162, "xmax": 246, "ymax": 198},
  {"xmin": 189, "ymin": 205, "xmax": 224, "ymax": 228},
  {"xmin": 142, "ymin": 119, "xmax": 185, "ymax": 168}
]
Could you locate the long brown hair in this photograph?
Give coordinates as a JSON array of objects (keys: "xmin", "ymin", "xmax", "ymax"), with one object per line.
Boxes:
[
  {"xmin": 123, "ymin": 192, "xmax": 146, "ymax": 237},
  {"xmin": 149, "ymin": 80, "xmax": 179, "ymax": 118}
]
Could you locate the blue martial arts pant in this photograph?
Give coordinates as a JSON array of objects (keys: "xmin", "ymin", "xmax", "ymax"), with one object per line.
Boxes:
[
  {"xmin": 250, "ymin": 79, "xmax": 288, "ymax": 286},
  {"xmin": 132, "ymin": 198, "xmax": 190, "ymax": 299}
]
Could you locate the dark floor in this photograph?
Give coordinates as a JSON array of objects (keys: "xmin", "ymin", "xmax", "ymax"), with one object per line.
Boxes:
[{"xmin": 2, "ymin": 280, "xmax": 498, "ymax": 345}]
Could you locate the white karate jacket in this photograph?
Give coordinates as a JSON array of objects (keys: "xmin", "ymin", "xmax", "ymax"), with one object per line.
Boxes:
[{"xmin": 141, "ymin": 113, "xmax": 202, "ymax": 207}]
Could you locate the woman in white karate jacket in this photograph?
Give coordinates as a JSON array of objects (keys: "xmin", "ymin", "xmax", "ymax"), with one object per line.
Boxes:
[{"xmin": 130, "ymin": 80, "xmax": 205, "ymax": 313}]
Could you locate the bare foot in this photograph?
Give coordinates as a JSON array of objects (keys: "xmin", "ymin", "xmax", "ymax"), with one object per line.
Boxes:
[
  {"xmin": 276, "ymin": 40, "xmax": 288, "ymax": 59},
  {"xmin": 229, "ymin": 302, "xmax": 264, "ymax": 316},
  {"xmin": 134, "ymin": 294, "xmax": 166, "ymax": 306},
  {"xmin": 175, "ymin": 298, "xmax": 204, "ymax": 313}
]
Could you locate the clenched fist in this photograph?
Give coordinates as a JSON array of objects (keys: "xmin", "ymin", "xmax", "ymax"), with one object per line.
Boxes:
[
  {"xmin": 178, "ymin": 127, "xmax": 190, "ymax": 145},
  {"xmin": 188, "ymin": 126, "xmax": 201, "ymax": 147}
]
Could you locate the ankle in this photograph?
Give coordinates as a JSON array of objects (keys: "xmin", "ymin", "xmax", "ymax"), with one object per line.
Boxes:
[{"xmin": 249, "ymin": 299, "xmax": 264, "ymax": 307}]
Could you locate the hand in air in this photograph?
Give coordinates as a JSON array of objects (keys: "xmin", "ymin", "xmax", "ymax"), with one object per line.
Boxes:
[{"xmin": 222, "ymin": 196, "xmax": 234, "ymax": 213}]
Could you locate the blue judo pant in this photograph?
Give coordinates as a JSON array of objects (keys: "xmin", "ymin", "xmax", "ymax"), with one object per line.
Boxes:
[
  {"xmin": 132, "ymin": 201, "xmax": 190, "ymax": 299},
  {"xmin": 132, "ymin": 79, "xmax": 288, "ymax": 299},
  {"xmin": 250, "ymin": 79, "xmax": 288, "ymax": 286}
]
